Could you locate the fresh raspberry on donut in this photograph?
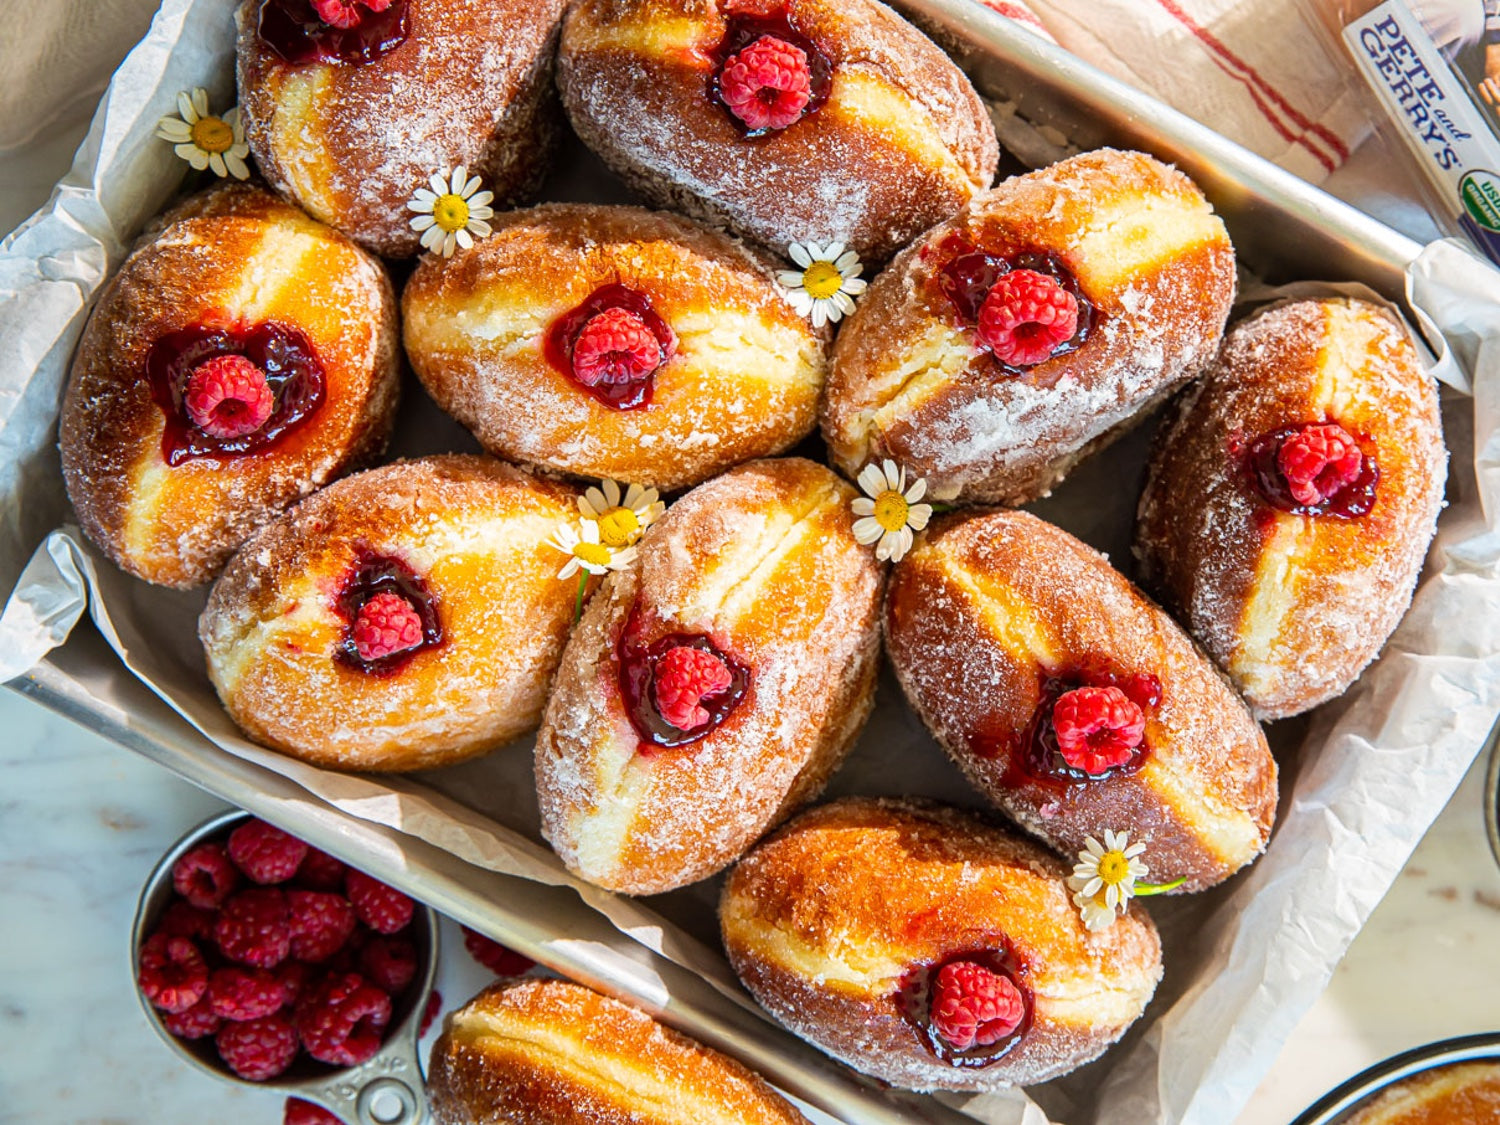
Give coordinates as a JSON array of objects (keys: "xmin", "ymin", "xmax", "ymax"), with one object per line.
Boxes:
[
  {"xmin": 1051, "ymin": 686, "xmax": 1145, "ymax": 775},
  {"xmin": 216, "ymin": 1013, "xmax": 299, "ymax": 1080},
  {"xmin": 295, "ymin": 971, "xmax": 392, "ymax": 1067},
  {"xmin": 311, "ymin": 0, "xmax": 390, "ymax": 28},
  {"xmin": 570, "ymin": 308, "xmax": 664, "ymax": 388},
  {"xmin": 1276, "ymin": 422, "xmax": 1364, "ymax": 506},
  {"xmin": 652, "ymin": 646, "xmax": 734, "ymax": 732},
  {"xmin": 228, "ymin": 819, "xmax": 309, "ymax": 885},
  {"xmin": 929, "ymin": 961, "xmax": 1026, "ymax": 1051},
  {"xmin": 976, "ymin": 269, "xmax": 1079, "ymax": 367},
  {"xmin": 351, "ymin": 592, "xmax": 424, "ymax": 663},
  {"xmin": 719, "ymin": 36, "xmax": 813, "ymax": 132},
  {"xmin": 172, "ymin": 842, "xmax": 240, "ymax": 910},
  {"xmin": 138, "ymin": 933, "xmax": 210, "ymax": 1014},
  {"xmin": 183, "ymin": 355, "xmax": 275, "ymax": 440}
]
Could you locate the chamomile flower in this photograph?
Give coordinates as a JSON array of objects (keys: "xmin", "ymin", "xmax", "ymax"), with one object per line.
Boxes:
[
  {"xmin": 778, "ymin": 241, "xmax": 867, "ymax": 328},
  {"xmin": 851, "ymin": 460, "xmax": 932, "ymax": 563},
  {"xmin": 407, "ymin": 165, "xmax": 494, "ymax": 257},
  {"xmin": 156, "ymin": 89, "xmax": 250, "ymax": 180},
  {"xmin": 548, "ymin": 518, "xmax": 636, "ymax": 580},
  {"xmin": 576, "ymin": 480, "xmax": 665, "ymax": 550},
  {"xmin": 1068, "ymin": 830, "xmax": 1151, "ymax": 932}
]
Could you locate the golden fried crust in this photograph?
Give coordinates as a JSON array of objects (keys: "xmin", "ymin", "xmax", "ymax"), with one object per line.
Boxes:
[
  {"xmin": 535, "ymin": 458, "xmax": 884, "ymax": 895},
  {"xmin": 59, "ymin": 182, "xmax": 399, "ymax": 589},
  {"xmin": 1341, "ymin": 1062, "xmax": 1500, "ymax": 1125},
  {"xmin": 884, "ymin": 509, "xmax": 1277, "ymax": 891},
  {"xmin": 429, "ymin": 979, "xmax": 810, "ymax": 1125},
  {"xmin": 821, "ymin": 148, "xmax": 1236, "ymax": 505},
  {"xmin": 403, "ymin": 204, "xmax": 827, "ymax": 491},
  {"xmin": 557, "ymin": 0, "xmax": 998, "ymax": 261},
  {"xmin": 236, "ymin": 0, "xmax": 566, "ymax": 257},
  {"xmin": 199, "ymin": 456, "xmax": 584, "ymax": 772},
  {"xmin": 719, "ymin": 798, "xmax": 1163, "ymax": 1091},
  {"xmin": 1134, "ymin": 298, "xmax": 1446, "ymax": 720}
]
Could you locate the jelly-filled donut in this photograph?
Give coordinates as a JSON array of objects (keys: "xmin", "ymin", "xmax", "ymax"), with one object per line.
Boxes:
[
  {"xmin": 1135, "ymin": 298, "xmax": 1446, "ymax": 720},
  {"xmin": 60, "ymin": 182, "xmax": 399, "ymax": 588},
  {"xmin": 557, "ymin": 0, "xmax": 999, "ymax": 262},
  {"xmin": 200, "ymin": 456, "xmax": 584, "ymax": 771}
]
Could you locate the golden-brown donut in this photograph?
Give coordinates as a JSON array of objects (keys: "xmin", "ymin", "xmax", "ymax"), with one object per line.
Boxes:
[
  {"xmin": 885, "ymin": 508, "xmax": 1278, "ymax": 891},
  {"xmin": 557, "ymin": 0, "xmax": 999, "ymax": 262},
  {"xmin": 429, "ymin": 978, "xmax": 810, "ymax": 1125},
  {"xmin": 402, "ymin": 204, "xmax": 829, "ymax": 492},
  {"xmin": 720, "ymin": 797, "xmax": 1164, "ymax": 1091},
  {"xmin": 821, "ymin": 148, "xmax": 1236, "ymax": 505},
  {"xmin": 236, "ymin": 0, "xmax": 566, "ymax": 257},
  {"xmin": 1134, "ymin": 298, "xmax": 1446, "ymax": 720},
  {"xmin": 1340, "ymin": 1062, "xmax": 1500, "ymax": 1125},
  {"xmin": 200, "ymin": 456, "xmax": 584, "ymax": 772},
  {"xmin": 535, "ymin": 458, "xmax": 883, "ymax": 895},
  {"xmin": 60, "ymin": 182, "xmax": 399, "ymax": 588}
]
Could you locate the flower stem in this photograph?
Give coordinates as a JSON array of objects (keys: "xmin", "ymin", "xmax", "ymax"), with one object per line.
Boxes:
[
  {"xmin": 1134, "ymin": 877, "xmax": 1188, "ymax": 897},
  {"xmin": 574, "ymin": 573, "xmax": 587, "ymax": 624}
]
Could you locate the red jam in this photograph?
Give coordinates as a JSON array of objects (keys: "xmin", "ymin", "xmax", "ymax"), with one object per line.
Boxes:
[
  {"xmin": 544, "ymin": 284, "xmax": 678, "ymax": 411},
  {"xmin": 897, "ymin": 948, "xmax": 1032, "ymax": 1069},
  {"xmin": 333, "ymin": 553, "xmax": 442, "ymax": 676},
  {"xmin": 709, "ymin": 10, "xmax": 833, "ymax": 137},
  {"xmin": 1245, "ymin": 423, "xmax": 1379, "ymax": 518},
  {"xmin": 256, "ymin": 0, "xmax": 411, "ymax": 67},
  {"xmin": 146, "ymin": 322, "xmax": 325, "ymax": 466},
  {"xmin": 616, "ymin": 607, "xmax": 750, "ymax": 751}
]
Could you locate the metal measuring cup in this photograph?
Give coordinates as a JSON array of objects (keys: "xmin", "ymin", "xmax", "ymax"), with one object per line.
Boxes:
[{"xmin": 131, "ymin": 810, "xmax": 437, "ymax": 1125}]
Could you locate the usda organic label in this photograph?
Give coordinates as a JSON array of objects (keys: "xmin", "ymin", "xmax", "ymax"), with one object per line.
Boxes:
[{"xmin": 1460, "ymin": 172, "xmax": 1500, "ymax": 234}]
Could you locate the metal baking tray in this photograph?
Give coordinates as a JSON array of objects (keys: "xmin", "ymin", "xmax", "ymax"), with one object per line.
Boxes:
[{"xmin": 1289, "ymin": 1033, "xmax": 1500, "ymax": 1124}]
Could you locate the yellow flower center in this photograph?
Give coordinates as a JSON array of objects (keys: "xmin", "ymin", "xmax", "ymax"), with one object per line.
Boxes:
[
  {"xmin": 872, "ymin": 490, "xmax": 910, "ymax": 532},
  {"xmin": 596, "ymin": 506, "xmax": 642, "ymax": 548},
  {"xmin": 802, "ymin": 260, "xmax": 844, "ymax": 300},
  {"xmin": 432, "ymin": 193, "xmax": 470, "ymax": 233},
  {"xmin": 572, "ymin": 542, "xmax": 612, "ymax": 568},
  {"xmin": 1096, "ymin": 851, "xmax": 1131, "ymax": 886},
  {"xmin": 191, "ymin": 116, "xmax": 235, "ymax": 155}
]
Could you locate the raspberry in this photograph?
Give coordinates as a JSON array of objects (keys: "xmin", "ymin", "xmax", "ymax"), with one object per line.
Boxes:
[
  {"xmin": 360, "ymin": 936, "xmax": 417, "ymax": 993},
  {"xmin": 351, "ymin": 592, "xmax": 424, "ymax": 663},
  {"xmin": 295, "ymin": 972, "xmax": 392, "ymax": 1067},
  {"xmin": 207, "ymin": 966, "xmax": 287, "ymax": 1022},
  {"xmin": 344, "ymin": 870, "xmax": 415, "ymax": 935},
  {"xmin": 161, "ymin": 996, "xmax": 222, "ymax": 1040},
  {"xmin": 651, "ymin": 645, "xmax": 733, "ymax": 731},
  {"xmin": 285, "ymin": 1099, "xmax": 344, "ymax": 1125},
  {"xmin": 138, "ymin": 933, "xmax": 209, "ymax": 1014},
  {"xmin": 215, "ymin": 888, "xmax": 291, "ymax": 969},
  {"xmin": 976, "ymin": 269, "xmax": 1080, "ymax": 367},
  {"xmin": 288, "ymin": 890, "xmax": 358, "ymax": 963},
  {"xmin": 1276, "ymin": 422, "xmax": 1364, "ymax": 506},
  {"xmin": 157, "ymin": 901, "xmax": 215, "ymax": 942},
  {"xmin": 1052, "ymin": 686, "xmax": 1146, "ymax": 775},
  {"xmin": 310, "ymin": 0, "xmax": 389, "ymax": 27},
  {"xmin": 172, "ymin": 843, "xmax": 240, "ymax": 910},
  {"xmin": 719, "ymin": 35, "xmax": 813, "ymax": 132},
  {"xmin": 325, "ymin": 924, "xmax": 371, "ymax": 973},
  {"xmin": 570, "ymin": 308, "xmax": 664, "ymax": 388},
  {"xmin": 929, "ymin": 961, "xmax": 1026, "ymax": 1051},
  {"xmin": 276, "ymin": 960, "xmax": 317, "ymax": 1008},
  {"xmin": 420, "ymin": 990, "xmax": 443, "ymax": 1037},
  {"xmin": 462, "ymin": 927, "xmax": 536, "ymax": 978},
  {"xmin": 228, "ymin": 820, "xmax": 309, "ymax": 885},
  {"xmin": 183, "ymin": 355, "xmax": 275, "ymax": 440},
  {"xmin": 296, "ymin": 848, "xmax": 347, "ymax": 892},
  {"xmin": 216, "ymin": 1013, "xmax": 299, "ymax": 1081}
]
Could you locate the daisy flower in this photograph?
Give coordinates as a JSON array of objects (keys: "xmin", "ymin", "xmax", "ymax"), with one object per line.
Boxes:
[
  {"xmin": 156, "ymin": 89, "xmax": 250, "ymax": 181},
  {"xmin": 778, "ymin": 241, "xmax": 867, "ymax": 328},
  {"xmin": 577, "ymin": 480, "xmax": 666, "ymax": 550},
  {"xmin": 547, "ymin": 518, "xmax": 636, "ymax": 581},
  {"xmin": 1066, "ymin": 830, "xmax": 1183, "ymax": 932},
  {"xmin": 851, "ymin": 460, "xmax": 932, "ymax": 563},
  {"xmin": 407, "ymin": 165, "xmax": 494, "ymax": 257}
]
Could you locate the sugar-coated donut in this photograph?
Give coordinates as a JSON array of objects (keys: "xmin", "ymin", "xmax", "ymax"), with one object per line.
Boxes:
[
  {"xmin": 236, "ymin": 0, "xmax": 566, "ymax": 257},
  {"xmin": 402, "ymin": 204, "xmax": 828, "ymax": 492},
  {"xmin": 557, "ymin": 0, "xmax": 999, "ymax": 262},
  {"xmin": 821, "ymin": 149, "xmax": 1236, "ymax": 505},
  {"xmin": 429, "ymin": 978, "xmax": 810, "ymax": 1125},
  {"xmin": 60, "ymin": 182, "xmax": 399, "ymax": 589},
  {"xmin": 200, "ymin": 456, "xmax": 584, "ymax": 772},
  {"xmin": 535, "ymin": 458, "xmax": 883, "ymax": 895},
  {"xmin": 885, "ymin": 509, "xmax": 1277, "ymax": 891},
  {"xmin": 720, "ymin": 797, "xmax": 1164, "ymax": 1091},
  {"xmin": 1340, "ymin": 1062, "xmax": 1500, "ymax": 1125},
  {"xmin": 1135, "ymin": 298, "xmax": 1446, "ymax": 720}
]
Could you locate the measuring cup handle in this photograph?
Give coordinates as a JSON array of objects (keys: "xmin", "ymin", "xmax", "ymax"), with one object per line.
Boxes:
[{"xmin": 302, "ymin": 1024, "xmax": 429, "ymax": 1125}]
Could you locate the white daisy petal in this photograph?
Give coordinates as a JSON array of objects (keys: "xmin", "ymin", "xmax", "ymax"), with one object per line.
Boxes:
[
  {"xmin": 177, "ymin": 91, "xmax": 197, "ymax": 122},
  {"xmin": 822, "ymin": 300, "xmax": 845, "ymax": 324},
  {"xmin": 777, "ymin": 270, "xmax": 806, "ymax": 289},
  {"xmin": 822, "ymin": 241, "xmax": 845, "ymax": 262},
  {"xmin": 179, "ymin": 145, "xmax": 210, "ymax": 170},
  {"xmin": 851, "ymin": 517, "xmax": 884, "ymax": 546},
  {"xmin": 1084, "ymin": 836, "xmax": 1105, "ymax": 858},
  {"xmin": 831, "ymin": 291, "xmax": 856, "ymax": 316},
  {"xmin": 191, "ymin": 88, "xmax": 210, "ymax": 119},
  {"xmin": 811, "ymin": 302, "xmax": 828, "ymax": 329},
  {"xmin": 468, "ymin": 205, "xmax": 495, "ymax": 221},
  {"xmin": 157, "ymin": 119, "xmax": 193, "ymax": 142},
  {"xmin": 789, "ymin": 243, "xmax": 813, "ymax": 269},
  {"xmin": 468, "ymin": 219, "xmax": 492, "ymax": 239},
  {"xmin": 455, "ymin": 228, "xmax": 474, "ymax": 250},
  {"xmin": 887, "ymin": 525, "xmax": 915, "ymax": 562},
  {"xmin": 834, "ymin": 250, "xmax": 861, "ymax": 272},
  {"xmin": 410, "ymin": 214, "xmax": 437, "ymax": 233},
  {"xmin": 907, "ymin": 503, "xmax": 932, "ymax": 532},
  {"xmin": 787, "ymin": 290, "xmax": 814, "ymax": 316},
  {"xmin": 225, "ymin": 152, "xmax": 250, "ymax": 181},
  {"xmin": 842, "ymin": 277, "xmax": 868, "ymax": 295},
  {"xmin": 450, "ymin": 166, "xmax": 468, "ymax": 194},
  {"xmin": 420, "ymin": 225, "xmax": 445, "ymax": 253},
  {"xmin": 850, "ymin": 497, "xmax": 876, "ymax": 517},
  {"xmin": 469, "ymin": 190, "xmax": 495, "ymax": 209},
  {"xmin": 429, "ymin": 172, "xmax": 449, "ymax": 196}
]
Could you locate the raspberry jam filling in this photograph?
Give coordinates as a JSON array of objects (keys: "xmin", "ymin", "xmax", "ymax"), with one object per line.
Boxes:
[
  {"xmin": 710, "ymin": 12, "xmax": 833, "ymax": 136},
  {"xmin": 146, "ymin": 322, "xmax": 325, "ymax": 466},
  {"xmin": 1245, "ymin": 421, "xmax": 1379, "ymax": 518},
  {"xmin": 898, "ymin": 948, "xmax": 1032, "ymax": 1068},
  {"xmin": 617, "ymin": 607, "xmax": 750, "ymax": 751},
  {"xmin": 544, "ymin": 284, "xmax": 678, "ymax": 411},
  {"xmin": 257, "ymin": 0, "xmax": 410, "ymax": 66},
  {"xmin": 333, "ymin": 553, "xmax": 442, "ymax": 675}
]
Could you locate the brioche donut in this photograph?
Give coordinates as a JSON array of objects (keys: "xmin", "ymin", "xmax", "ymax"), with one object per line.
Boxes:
[
  {"xmin": 720, "ymin": 797, "xmax": 1163, "ymax": 1091},
  {"xmin": 1135, "ymin": 298, "xmax": 1446, "ymax": 720},
  {"xmin": 821, "ymin": 148, "xmax": 1236, "ymax": 505},
  {"xmin": 200, "ymin": 456, "xmax": 584, "ymax": 771},
  {"xmin": 429, "ymin": 978, "xmax": 810, "ymax": 1125},
  {"xmin": 236, "ymin": 0, "xmax": 566, "ymax": 257},
  {"xmin": 556, "ymin": 0, "xmax": 999, "ymax": 262},
  {"xmin": 885, "ymin": 509, "xmax": 1277, "ymax": 891},
  {"xmin": 536, "ymin": 458, "xmax": 883, "ymax": 894},
  {"xmin": 1341, "ymin": 1062, "xmax": 1500, "ymax": 1125},
  {"xmin": 60, "ymin": 182, "xmax": 398, "ymax": 589},
  {"xmin": 402, "ymin": 204, "xmax": 828, "ymax": 492}
]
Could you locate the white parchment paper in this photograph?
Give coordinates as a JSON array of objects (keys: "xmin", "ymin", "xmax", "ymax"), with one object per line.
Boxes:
[{"xmin": 4, "ymin": 3, "xmax": 1500, "ymax": 1124}]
